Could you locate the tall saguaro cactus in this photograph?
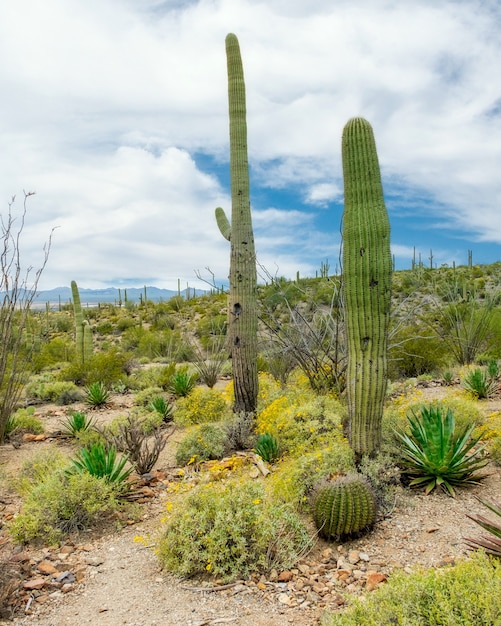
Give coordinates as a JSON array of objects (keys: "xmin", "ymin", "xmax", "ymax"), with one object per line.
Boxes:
[
  {"xmin": 71, "ymin": 280, "xmax": 93, "ymax": 364},
  {"xmin": 341, "ymin": 118, "xmax": 392, "ymax": 458},
  {"xmin": 215, "ymin": 33, "xmax": 258, "ymax": 414}
]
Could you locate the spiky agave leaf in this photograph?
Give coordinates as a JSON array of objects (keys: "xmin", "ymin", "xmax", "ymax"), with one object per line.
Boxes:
[
  {"xmin": 465, "ymin": 497, "xmax": 501, "ymax": 557},
  {"xmin": 395, "ymin": 405, "xmax": 488, "ymax": 496}
]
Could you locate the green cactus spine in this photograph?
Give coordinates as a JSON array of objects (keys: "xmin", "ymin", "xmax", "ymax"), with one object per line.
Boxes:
[
  {"xmin": 312, "ymin": 474, "xmax": 377, "ymax": 540},
  {"xmin": 341, "ymin": 117, "xmax": 392, "ymax": 458},
  {"xmin": 215, "ymin": 33, "xmax": 258, "ymax": 414},
  {"xmin": 71, "ymin": 280, "xmax": 93, "ymax": 364}
]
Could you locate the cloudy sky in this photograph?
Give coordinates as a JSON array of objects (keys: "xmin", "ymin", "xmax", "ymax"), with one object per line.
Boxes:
[{"xmin": 1, "ymin": 0, "xmax": 500, "ymax": 291}]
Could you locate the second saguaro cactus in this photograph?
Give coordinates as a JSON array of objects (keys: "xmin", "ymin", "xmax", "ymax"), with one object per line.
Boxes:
[
  {"xmin": 341, "ymin": 118, "xmax": 392, "ymax": 458},
  {"xmin": 215, "ymin": 33, "xmax": 258, "ymax": 415},
  {"xmin": 71, "ymin": 280, "xmax": 93, "ymax": 364}
]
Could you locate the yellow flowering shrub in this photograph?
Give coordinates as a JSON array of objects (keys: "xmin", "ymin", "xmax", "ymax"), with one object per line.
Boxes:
[
  {"xmin": 256, "ymin": 387, "xmax": 346, "ymax": 456},
  {"xmin": 481, "ymin": 411, "xmax": 501, "ymax": 465},
  {"xmin": 174, "ymin": 387, "xmax": 231, "ymax": 425}
]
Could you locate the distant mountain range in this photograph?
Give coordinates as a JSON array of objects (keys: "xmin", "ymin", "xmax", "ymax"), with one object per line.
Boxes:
[{"xmin": 30, "ymin": 286, "xmax": 206, "ymax": 307}]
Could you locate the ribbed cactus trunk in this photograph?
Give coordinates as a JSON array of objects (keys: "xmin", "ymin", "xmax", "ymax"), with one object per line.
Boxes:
[
  {"xmin": 215, "ymin": 33, "xmax": 258, "ymax": 414},
  {"xmin": 71, "ymin": 280, "xmax": 93, "ymax": 364},
  {"xmin": 341, "ymin": 118, "xmax": 392, "ymax": 458}
]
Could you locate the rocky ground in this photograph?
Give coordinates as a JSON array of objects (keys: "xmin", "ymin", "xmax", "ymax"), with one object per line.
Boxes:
[{"xmin": 1, "ymin": 386, "xmax": 500, "ymax": 626}]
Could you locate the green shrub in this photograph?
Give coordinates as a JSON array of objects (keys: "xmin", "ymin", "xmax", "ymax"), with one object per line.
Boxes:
[
  {"xmin": 59, "ymin": 349, "xmax": 131, "ymax": 386},
  {"xmin": 14, "ymin": 449, "xmax": 68, "ymax": 496},
  {"xmin": 175, "ymin": 424, "xmax": 228, "ymax": 466},
  {"xmin": 388, "ymin": 324, "xmax": 449, "ymax": 379},
  {"xmin": 25, "ymin": 379, "xmax": 80, "ymax": 404},
  {"xmin": 174, "ymin": 387, "xmax": 230, "ymax": 426},
  {"xmin": 134, "ymin": 386, "xmax": 165, "ymax": 407},
  {"xmin": 8, "ymin": 471, "xmax": 122, "ymax": 545},
  {"xmin": 321, "ymin": 552, "xmax": 501, "ymax": 626},
  {"xmin": 6, "ymin": 407, "xmax": 43, "ymax": 437},
  {"xmin": 157, "ymin": 480, "xmax": 311, "ymax": 581}
]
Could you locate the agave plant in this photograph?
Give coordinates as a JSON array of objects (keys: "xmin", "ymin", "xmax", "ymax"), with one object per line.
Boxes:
[
  {"xmin": 254, "ymin": 432, "xmax": 280, "ymax": 463},
  {"xmin": 84, "ymin": 381, "xmax": 110, "ymax": 407},
  {"xmin": 67, "ymin": 443, "xmax": 132, "ymax": 488},
  {"xmin": 60, "ymin": 411, "xmax": 95, "ymax": 436},
  {"xmin": 168, "ymin": 369, "xmax": 198, "ymax": 397},
  {"xmin": 462, "ymin": 367, "xmax": 499, "ymax": 400},
  {"xmin": 149, "ymin": 396, "xmax": 174, "ymax": 422},
  {"xmin": 395, "ymin": 405, "xmax": 488, "ymax": 496},
  {"xmin": 465, "ymin": 497, "xmax": 501, "ymax": 557}
]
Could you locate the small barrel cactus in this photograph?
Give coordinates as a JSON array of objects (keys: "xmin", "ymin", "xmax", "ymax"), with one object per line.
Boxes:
[{"xmin": 312, "ymin": 473, "xmax": 377, "ymax": 540}]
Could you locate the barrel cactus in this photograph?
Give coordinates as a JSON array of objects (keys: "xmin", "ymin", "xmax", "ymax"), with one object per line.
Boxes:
[
  {"xmin": 215, "ymin": 33, "xmax": 258, "ymax": 415},
  {"xmin": 312, "ymin": 473, "xmax": 377, "ymax": 540},
  {"xmin": 341, "ymin": 117, "xmax": 392, "ymax": 458}
]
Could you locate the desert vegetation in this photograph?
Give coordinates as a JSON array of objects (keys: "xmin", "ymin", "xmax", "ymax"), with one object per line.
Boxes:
[{"xmin": 1, "ymin": 32, "xmax": 501, "ymax": 625}]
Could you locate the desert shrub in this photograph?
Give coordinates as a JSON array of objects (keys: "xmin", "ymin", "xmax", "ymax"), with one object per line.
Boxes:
[
  {"xmin": 479, "ymin": 411, "xmax": 501, "ymax": 465},
  {"xmin": 174, "ymin": 387, "xmax": 230, "ymax": 426},
  {"xmin": 14, "ymin": 449, "xmax": 68, "ymax": 495},
  {"xmin": 321, "ymin": 552, "xmax": 501, "ymax": 626},
  {"xmin": 388, "ymin": 324, "xmax": 449, "ymax": 379},
  {"xmin": 175, "ymin": 424, "xmax": 228, "ymax": 466},
  {"xmin": 256, "ymin": 390, "xmax": 346, "ymax": 456},
  {"xmin": 157, "ymin": 480, "xmax": 311, "ymax": 581},
  {"xmin": 134, "ymin": 386, "xmax": 165, "ymax": 407},
  {"xmin": 31, "ymin": 337, "xmax": 74, "ymax": 372},
  {"xmin": 104, "ymin": 414, "xmax": 173, "ymax": 474},
  {"xmin": 267, "ymin": 443, "xmax": 355, "ymax": 508},
  {"xmin": 59, "ymin": 349, "xmax": 131, "ymax": 386},
  {"xmin": 25, "ymin": 378, "xmax": 80, "ymax": 404},
  {"xmin": 5, "ymin": 407, "xmax": 43, "ymax": 437},
  {"xmin": 357, "ymin": 453, "xmax": 400, "ymax": 515},
  {"xmin": 8, "ymin": 470, "xmax": 123, "ymax": 545},
  {"xmin": 96, "ymin": 321, "xmax": 114, "ymax": 335},
  {"xmin": 116, "ymin": 317, "xmax": 135, "ymax": 332}
]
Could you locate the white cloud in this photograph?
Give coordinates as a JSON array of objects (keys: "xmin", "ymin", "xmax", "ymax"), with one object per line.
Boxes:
[{"xmin": 0, "ymin": 0, "xmax": 500, "ymax": 289}]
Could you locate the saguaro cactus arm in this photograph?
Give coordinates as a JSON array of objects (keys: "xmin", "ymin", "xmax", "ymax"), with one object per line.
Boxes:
[
  {"xmin": 215, "ymin": 206, "xmax": 231, "ymax": 241},
  {"xmin": 342, "ymin": 117, "xmax": 392, "ymax": 458}
]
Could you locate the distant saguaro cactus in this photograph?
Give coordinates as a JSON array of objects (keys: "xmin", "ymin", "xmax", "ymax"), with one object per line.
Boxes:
[
  {"xmin": 341, "ymin": 118, "xmax": 392, "ymax": 458},
  {"xmin": 215, "ymin": 33, "xmax": 258, "ymax": 415},
  {"xmin": 71, "ymin": 280, "xmax": 93, "ymax": 364}
]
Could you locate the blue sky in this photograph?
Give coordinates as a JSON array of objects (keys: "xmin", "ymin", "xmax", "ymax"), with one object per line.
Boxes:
[{"xmin": 0, "ymin": 0, "xmax": 500, "ymax": 290}]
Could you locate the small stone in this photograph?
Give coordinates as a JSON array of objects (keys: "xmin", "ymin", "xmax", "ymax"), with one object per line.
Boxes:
[
  {"xmin": 277, "ymin": 593, "xmax": 292, "ymax": 606},
  {"xmin": 269, "ymin": 569, "xmax": 278, "ymax": 582},
  {"xmin": 359, "ymin": 552, "xmax": 370, "ymax": 562},
  {"xmin": 294, "ymin": 579, "xmax": 306, "ymax": 591},
  {"xmin": 278, "ymin": 570, "xmax": 293, "ymax": 582},
  {"xmin": 37, "ymin": 560, "xmax": 57, "ymax": 575},
  {"xmin": 257, "ymin": 582, "xmax": 266, "ymax": 591},
  {"xmin": 23, "ymin": 578, "xmax": 46, "ymax": 590},
  {"xmin": 297, "ymin": 563, "xmax": 310, "ymax": 575},
  {"xmin": 61, "ymin": 583, "xmax": 74, "ymax": 593},
  {"xmin": 59, "ymin": 545, "xmax": 75, "ymax": 555},
  {"xmin": 55, "ymin": 571, "xmax": 76, "ymax": 584},
  {"xmin": 84, "ymin": 556, "xmax": 104, "ymax": 567},
  {"xmin": 426, "ymin": 526, "xmax": 440, "ymax": 533},
  {"xmin": 366, "ymin": 572, "xmax": 387, "ymax": 591},
  {"xmin": 347, "ymin": 550, "xmax": 360, "ymax": 564}
]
